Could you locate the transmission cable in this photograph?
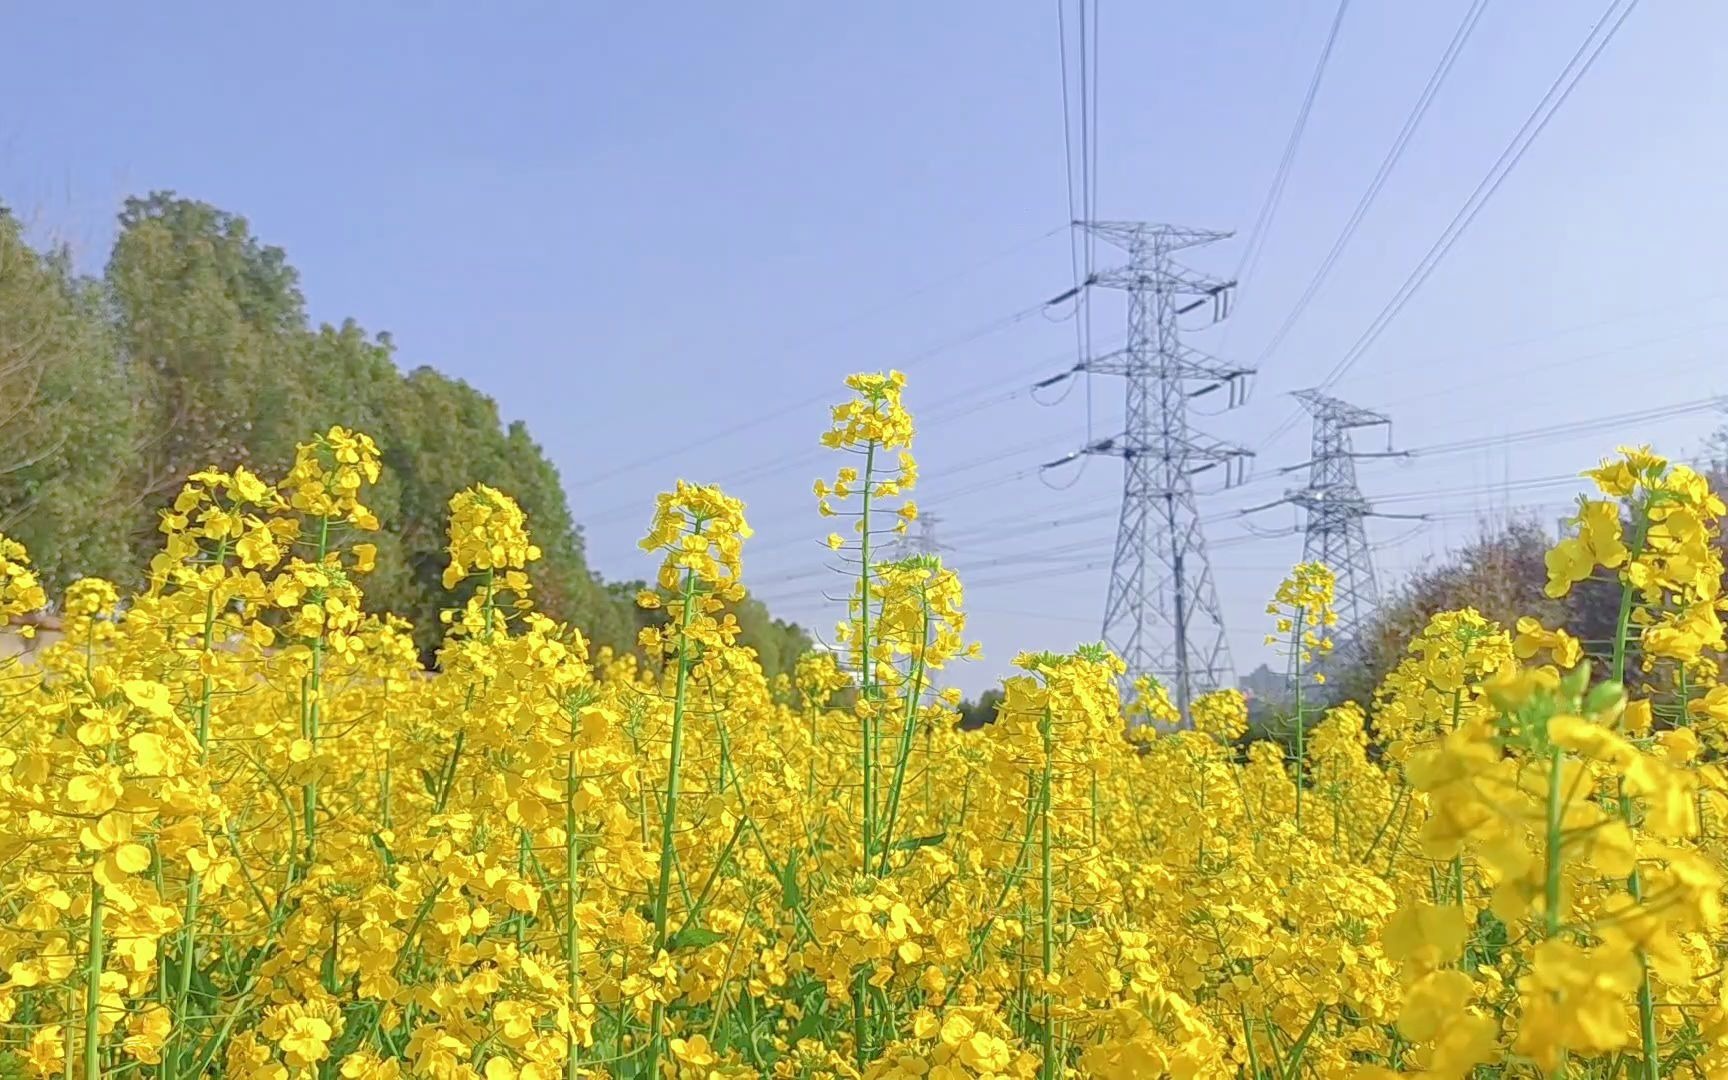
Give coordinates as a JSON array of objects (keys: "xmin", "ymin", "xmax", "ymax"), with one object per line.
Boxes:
[
  {"xmin": 1256, "ymin": 0, "xmax": 1643, "ymax": 453},
  {"xmin": 1252, "ymin": 0, "xmax": 1493, "ymax": 369},
  {"xmin": 1232, "ymin": 0, "xmax": 1354, "ymax": 296},
  {"xmin": 576, "ymin": 228, "xmax": 1064, "ymax": 489}
]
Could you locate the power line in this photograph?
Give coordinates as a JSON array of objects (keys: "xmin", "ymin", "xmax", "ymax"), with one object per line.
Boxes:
[
  {"xmin": 770, "ymin": 392, "xmax": 1715, "ymax": 561},
  {"xmin": 968, "ymin": 607, "xmax": 1106, "ymax": 626},
  {"xmin": 974, "ymin": 388, "xmax": 1717, "ymax": 525},
  {"xmin": 1362, "ymin": 318, "xmax": 1728, "ymax": 414},
  {"xmin": 1374, "ymin": 471, "xmax": 1585, "ymax": 506},
  {"xmin": 918, "ymin": 394, "xmax": 1724, "ymax": 544},
  {"xmin": 760, "ymin": 472, "xmax": 1586, "ymax": 599},
  {"xmin": 1055, "ymin": 0, "xmax": 1103, "ymax": 475},
  {"xmin": 1405, "ymin": 395, "xmax": 1725, "ymax": 459},
  {"xmin": 1232, "ymin": 0, "xmax": 1354, "ymax": 294},
  {"xmin": 736, "ymin": 392, "xmax": 1724, "ymax": 607},
  {"xmin": 1256, "ymin": 0, "xmax": 1644, "ymax": 453},
  {"xmin": 575, "ymin": 309, "xmax": 1078, "ymax": 525},
  {"xmin": 751, "ymin": 519, "xmax": 1275, "ymax": 607},
  {"xmin": 1252, "ymin": 0, "xmax": 1493, "ymax": 370},
  {"xmin": 1056, "ymin": 0, "xmax": 1084, "ymax": 359},
  {"xmin": 958, "ymin": 531, "xmax": 1278, "ymax": 594},
  {"xmin": 574, "ymin": 230, "xmax": 1065, "ymax": 489},
  {"xmin": 747, "ymin": 477, "xmax": 1604, "ymax": 612}
]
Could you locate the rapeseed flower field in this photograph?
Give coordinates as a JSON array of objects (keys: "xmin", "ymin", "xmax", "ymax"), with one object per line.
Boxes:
[{"xmin": 1, "ymin": 373, "xmax": 1725, "ymax": 1078}]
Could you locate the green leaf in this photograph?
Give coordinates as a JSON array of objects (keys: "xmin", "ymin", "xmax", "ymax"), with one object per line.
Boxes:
[
  {"xmin": 787, "ymin": 1006, "xmax": 828, "ymax": 1045},
  {"xmin": 779, "ymin": 848, "xmax": 802, "ymax": 911},
  {"xmin": 667, "ymin": 925, "xmax": 727, "ymax": 951},
  {"xmin": 892, "ymin": 832, "xmax": 947, "ymax": 852}
]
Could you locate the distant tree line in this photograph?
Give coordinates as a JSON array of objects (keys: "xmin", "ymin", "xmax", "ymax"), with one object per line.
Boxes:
[
  {"xmin": 0, "ymin": 193, "xmax": 809, "ymax": 673},
  {"xmin": 1331, "ymin": 517, "xmax": 1616, "ymax": 704},
  {"xmin": 1324, "ymin": 477, "xmax": 1728, "ymax": 712}
]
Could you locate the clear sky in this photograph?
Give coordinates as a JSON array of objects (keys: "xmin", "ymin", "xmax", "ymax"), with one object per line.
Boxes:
[{"xmin": 6, "ymin": 2, "xmax": 1727, "ymax": 696}]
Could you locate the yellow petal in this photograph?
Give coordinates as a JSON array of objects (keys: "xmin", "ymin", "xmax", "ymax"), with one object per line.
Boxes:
[{"xmin": 114, "ymin": 843, "xmax": 152, "ymax": 875}]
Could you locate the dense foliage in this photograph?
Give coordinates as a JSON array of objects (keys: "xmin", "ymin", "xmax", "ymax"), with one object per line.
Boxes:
[
  {"xmin": 2, "ymin": 370, "xmax": 1727, "ymax": 1078},
  {"xmin": 1329, "ymin": 510, "xmax": 1718, "ymax": 713},
  {"xmin": 0, "ymin": 195, "xmax": 809, "ymax": 674}
]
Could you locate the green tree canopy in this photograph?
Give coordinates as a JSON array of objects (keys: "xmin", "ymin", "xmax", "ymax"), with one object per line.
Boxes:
[
  {"xmin": 0, "ymin": 208, "xmax": 134, "ymax": 587},
  {"xmin": 1, "ymin": 192, "xmax": 812, "ymax": 677}
]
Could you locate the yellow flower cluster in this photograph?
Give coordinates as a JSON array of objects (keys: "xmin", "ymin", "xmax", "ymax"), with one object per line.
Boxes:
[
  {"xmin": 280, "ymin": 426, "xmax": 382, "ymax": 526},
  {"xmin": 442, "ymin": 482, "xmax": 543, "ymax": 590},
  {"xmin": 1549, "ymin": 446, "xmax": 1727, "ymax": 666},
  {"xmin": 820, "ymin": 371, "xmax": 915, "ymax": 454},
  {"xmin": 815, "ymin": 371, "xmax": 918, "ymax": 545},
  {"xmin": 1266, "ymin": 560, "xmax": 1338, "ymax": 679},
  {"xmin": 1190, "ymin": 687, "xmax": 1248, "ymax": 742},
  {"xmin": 793, "ymin": 651, "xmax": 852, "ymax": 712},
  {"xmin": 0, "ymin": 536, "xmax": 46, "ymax": 630},
  {"xmin": 3, "ymin": 392, "xmax": 1728, "ymax": 1080},
  {"xmin": 1371, "ymin": 607, "xmax": 1512, "ymax": 755},
  {"xmin": 1402, "ymin": 663, "xmax": 1723, "ymax": 1073},
  {"xmin": 1125, "ymin": 674, "xmax": 1180, "ymax": 731},
  {"xmin": 640, "ymin": 479, "xmax": 751, "ymax": 597}
]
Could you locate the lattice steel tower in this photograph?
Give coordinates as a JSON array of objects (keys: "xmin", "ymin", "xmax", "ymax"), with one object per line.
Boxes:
[
  {"xmin": 895, "ymin": 513, "xmax": 945, "ymax": 561},
  {"xmin": 1059, "ymin": 222, "xmax": 1253, "ymax": 719},
  {"xmin": 1250, "ymin": 390, "xmax": 1414, "ymax": 673}
]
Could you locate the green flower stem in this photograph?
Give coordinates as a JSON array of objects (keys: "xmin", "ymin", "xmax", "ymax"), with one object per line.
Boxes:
[
  {"xmin": 942, "ymin": 783, "xmax": 1042, "ymax": 1009},
  {"xmin": 1543, "ymin": 741, "xmax": 1565, "ymax": 941},
  {"xmin": 853, "ymin": 442, "xmax": 878, "ymax": 1071},
  {"xmin": 646, "ymin": 564, "xmax": 699, "ymax": 1080},
  {"xmin": 1037, "ymin": 703, "xmax": 1057, "ymax": 1080},
  {"xmin": 1292, "ymin": 607, "xmax": 1306, "ymax": 829},
  {"xmin": 169, "ymin": 535, "xmax": 228, "ymax": 1078},
  {"xmin": 564, "ymin": 701, "xmax": 585, "ymax": 1080},
  {"xmin": 851, "ymin": 977, "xmax": 869, "ymax": 1070},
  {"xmin": 63, "ymin": 987, "xmax": 75, "ymax": 1080},
  {"xmin": 859, "ymin": 442, "xmax": 878, "ymax": 870},
  {"xmin": 85, "ymin": 880, "xmax": 105, "ymax": 1080},
  {"xmin": 805, "ymin": 701, "xmax": 818, "ymax": 802},
  {"xmin": 1610, "ymin": 511, "xmax": 1660, "ymax": 1080},
  {"xmin": 1239, "ymin": 1006, "xmax": 1263, "ymax": 1080},
  {"xmin": 433, "ymin": 568, "xmax": 495, "ymax": 815},
  {"xmin": 875, "ymin": 609, "xmax": 931, "ymax": 875},
  {"xmin": 381, "ymin": 744, "xmax": 393, "ymax": 831},
  {"xmin": 1448, "ymin": 688, "xmax": 1465, "ymax": 906},
  {"xmin": 195, "ymin": 537, "xmax": 230, "ymax": 753},
  {"xmin": 516, "ymin": 829, "xmax": 531, "ymax": 948},
  {"xmin": 303, "ymin": 516, "xmax": 331, "ymax": 866},
  {"xmin": 350, "ymin": 562, "xmax": 502, "ymax": 1038},
  {"xmin": 671, "ymin": 815, "xmax": 747, "ymax": 944},
  {"xmin": 705, "ymin": 708, "xmax": 818, "ymax": 942}
]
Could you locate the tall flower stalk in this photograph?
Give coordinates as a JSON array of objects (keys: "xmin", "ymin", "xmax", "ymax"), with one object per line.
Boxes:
[
  {"xmin": 636, "ymin": 480, "xmax": 751, "ymax": 1078},
  {"xmin": 1266, "ymin": 561, "xmax": 1336, "ymax": 828}
]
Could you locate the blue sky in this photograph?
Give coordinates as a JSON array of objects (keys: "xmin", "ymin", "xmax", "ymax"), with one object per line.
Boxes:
[{"xmin": 6, "ymin": 2, "xmax": 1727, "ymax": 696}]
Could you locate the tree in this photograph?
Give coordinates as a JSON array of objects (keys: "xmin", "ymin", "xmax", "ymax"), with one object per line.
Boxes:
[
  {"xmin": 4, "ymin": 189, "xmax": 813, "ymax": 675},
  {"xmin": 612, "ymin": 577, "xmax": 814, "ymax": 682},
  {"xmin": 375, "ymin": 366, "xmax": 635, "ymax": 662},
  {"xmin": 96, "ymin": 194, "xmax": 645, "ymax": 660},
  {"xmin": 0, "ymin": 209, "xmax": 135, "ymax": 587},
  {"xmin": 957, "ymin": 689, "xmax": 1003, "ymax": 730},
  {"xmin": 107, "ymin": 193, "xmax": 307, "ymax": 532},
  {"xmin": 727, "ymin": 592, "xmax": 814, "ymax": 680},
  {"xmin": 1327, "ymin": 516, "xmax": 1628, "ymax": 705}
]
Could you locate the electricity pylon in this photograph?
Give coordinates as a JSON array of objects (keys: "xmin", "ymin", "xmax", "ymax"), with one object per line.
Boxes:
[
  {"xmin": 895, "ymin": 513, "xmax": 945, "ymax": 561},
  {"xmin": 1042, "ymin": 222, "xmax": 1253, "ymax": 720},
  {"xmin": 1245, "ymin": 389, "xmax": 1418, "ymax": 680}
]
